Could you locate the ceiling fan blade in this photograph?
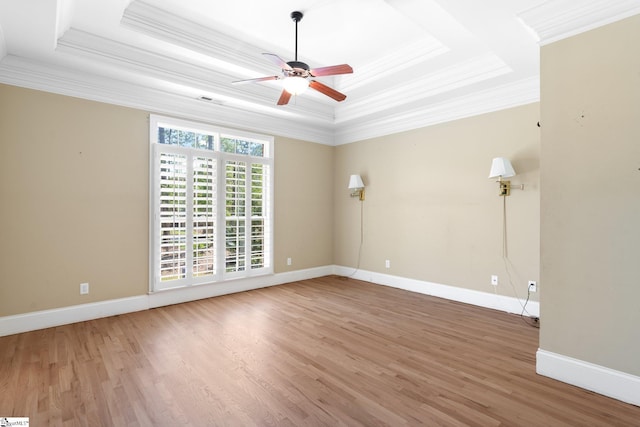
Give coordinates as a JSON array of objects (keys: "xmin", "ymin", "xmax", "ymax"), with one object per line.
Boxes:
[
  {"xmin": 309, "ymin": 64, "xmax": 353, "ymax": 77},
  {"xmin": 277, "ymin": 89, "xmax": 292, "ymax": 105},
  {"xmin": 263, "ymin": 53, "xmax": 293, "ymax": 71},
  {"xmin": 309, "ymin": 80, "xmax": 347, "ymax": 102},
  {"xmin": 232, "ymin": 75, "xmax": 280, "ymax": 85}
]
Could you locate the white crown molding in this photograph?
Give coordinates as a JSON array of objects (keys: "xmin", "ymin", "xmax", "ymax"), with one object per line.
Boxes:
[
  {"xmin": 121, "ymin": 0, "xmax": 276, "ymax": 76},
  {"xmin": 1, "ymin": 0, "xmax": 544, "ymax": 147},
  {"xmin": 56, "ymin": 28, "xmax": 336, "ymax": 124},
  {"xmin": 336, "ymin": 54, "xmax": 513, "ymax": 124},
  {"xmin": 122, "ymin": 0, "xmax": 521, "ymax": 139},
  {"xmin": 0, "ymin": 52, "xmax": 537, "ymax": 147},
  {"xmin": 0, "ymin": 24, "xmax": 6, "ymax": 60},
  {"xmin": 338, "ymin": 38, "xmax": 449, "ymax": 92},
  {"xmin": 334, "ymin": 76, "xmax": 539, "ymax": 145},
  {"xmin": 121, "ymin": 0, "xmax": 510, "ymax": 134},
  {"xmin": 0, "ymin": 55, "xmax": 335, "ymax": 145},
  {"xmin": 537, "ymin": 349, "xmax": 640, "ymax": 406},
  {"xmin": 518, "ymin": 0, "xmax": 640, "ymax": 45},
  {"xmin": 123, "ymin": 0, "xmax": 450, "ymax": 97}
]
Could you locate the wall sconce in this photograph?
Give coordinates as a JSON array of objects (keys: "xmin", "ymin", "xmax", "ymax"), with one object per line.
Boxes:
[
  {"xmin": 348, "ymin": 174, "xmax": 365, "ymax": 201},
  {"xmin": 488, "ymin": 157, "xmax": 523, "ymax": 196}
]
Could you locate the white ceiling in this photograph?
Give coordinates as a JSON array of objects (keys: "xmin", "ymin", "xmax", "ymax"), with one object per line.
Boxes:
[{"xmin": 1, "ymin": 0, "xmax": 639, "ymax": 145}]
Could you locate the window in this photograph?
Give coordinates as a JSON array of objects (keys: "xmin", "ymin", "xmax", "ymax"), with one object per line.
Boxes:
[{"xmin": 150, "ymin": 115, "xmax": 273, "ymax": 291}]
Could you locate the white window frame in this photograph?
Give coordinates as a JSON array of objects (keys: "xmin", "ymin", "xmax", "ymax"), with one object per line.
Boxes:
[{"xmin": 149, "ymin": 115, "xmax": 274, "ymax": 292}]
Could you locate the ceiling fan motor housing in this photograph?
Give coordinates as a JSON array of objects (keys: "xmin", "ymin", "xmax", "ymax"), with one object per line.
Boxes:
[
  {"xmin": 286, "ymin": 60, "xmax": 311, "ymax": 78},
  {"xmin": 287, "ymin": 61, "xmax": 309, "ymax": 70}
]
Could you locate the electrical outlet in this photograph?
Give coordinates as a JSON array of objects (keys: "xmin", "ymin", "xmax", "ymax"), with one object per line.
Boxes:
[
  {"xmin": 287, "ymin": 257, "xmax": 292, "ymax": 266},
  {"xmin": 385, "ymin": 259, "xmax": 391, "ymax": 269},
  {"xmin": 528, "ymin": 280, "xmax": 537, "ymax": 292},
  {"xmin": 80, "ymin": 282, "xmax": 89, "ymax": 295},
  {"xmin": 491, "ymin": 275, "xmax": 498, "ymax": 286}
]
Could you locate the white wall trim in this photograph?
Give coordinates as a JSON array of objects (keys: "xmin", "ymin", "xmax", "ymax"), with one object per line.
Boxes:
[
  {"xmin": 7, "ymin": 266, "xmax": 639, "ymax": 408},
  {"xmin": 147, "ymin": 266, "xmax": 332, "ymax": 309},
  {"xmin": 1, "ymin": 265, "xmax": 538, "ymax": 337},
  {"xmin": 517, "ymin": 0, "xmax": 640, "ymax": 46},
  {"xmin": 0, "ymin": 266, "xmax": 332, "ymax": 337},
  {"xmin": 333, "ymin": 78, "xmax": 540, "ymax": 146},
  {"xmin": 0, "ymin": 296, "xmax": 149, "ymax": 337},
  {"xmin": 334, "ymin": 267, "xmax": 640, "ymax": 407},
  {"xmin": 332, "ymin": 266, "xmax": 540, "ymax": 318},
  {"xmin": 536, "ymin": 349, "xmax": 640, "ymax": 407},
  {"xmin": 0, "ymin": 55, "xmax": 336, "ymax": 146}
]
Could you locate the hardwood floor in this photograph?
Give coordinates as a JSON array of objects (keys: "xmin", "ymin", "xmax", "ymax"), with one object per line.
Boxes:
[{"xmin": 1, "ymin": 276, "xmax": 639, "ymax": 426}]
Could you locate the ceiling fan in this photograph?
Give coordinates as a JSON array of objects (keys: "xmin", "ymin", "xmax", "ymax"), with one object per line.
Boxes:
[{"xmin": 232, "ymin": 11, "xmax": 353, "ymax": 106}]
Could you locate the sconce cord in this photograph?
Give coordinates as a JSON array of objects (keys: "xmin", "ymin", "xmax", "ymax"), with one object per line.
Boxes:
[
  {"xmin": 502, "ymin": 195, "xmax": 508, "ymax": 257},
  {"xmin": 346, "ymin": 199, "xmax": 364, "ymax": 278},
  {"xmin": 501, "ymin": 194, "xmax": 538, "ymax": 327}
]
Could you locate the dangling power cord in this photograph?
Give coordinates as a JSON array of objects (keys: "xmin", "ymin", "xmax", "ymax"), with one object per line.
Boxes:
[
  {"xmin": 502, "ymin": 195, "xmax": 508, "ymax": 258},
  {"xmin": 345, "ymin": 200, "xmax": 364, "ymax": 278},
  {"xmin": 500, "ymin": 195, "xmax": 539, "ymax": 328}
]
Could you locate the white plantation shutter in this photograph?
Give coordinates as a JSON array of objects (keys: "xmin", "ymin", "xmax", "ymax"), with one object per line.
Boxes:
[
  {"xmin": 192, "ymin": 156, "xmax": 216, "ymax": 278},
  {"xmin": 158, "ymin": 152, "xmax": 187, "ymax": 284},
  {"xmin": 150, "ymin": 115, "xmax": 272, "ymax": 292},
  {"xmin": 223, "ymin": 160, "xmax": 272, "ymax": 276},
  {"xmin": 225, "ymin": 160, "xmax": 247, "ymax": 273},
  {"xmin": 250, "ymin": 163, "xmax": 269, "ymax": 269}
]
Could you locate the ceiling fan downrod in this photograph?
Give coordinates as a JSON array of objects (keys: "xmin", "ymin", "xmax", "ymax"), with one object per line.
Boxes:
[{"xmin": 291, "ymin": 11, "xmax": 303, "ymax": 62}]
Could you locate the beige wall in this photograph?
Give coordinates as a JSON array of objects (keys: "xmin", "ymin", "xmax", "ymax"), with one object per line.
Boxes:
[
  {"xmin": 539, "ymin": 15, "xmax": 640, "ymax": 375},
  {"xmin": 0, "ymin": 85, "xmax": 149, "ymax": 316},
  {"xmin": 1, "ymin": 82, "xmax": 538, "ymax": 319},
  {"xmin": 334, "ymin": 104, "xmax": 540, "ymax": 300},
  {"xmin": 0, "ymin": 84, "xmax": 334, "ymax": 316},
  {"xmin": 274, "ymin": 136, "xmax": 334, "ymax": 272}
]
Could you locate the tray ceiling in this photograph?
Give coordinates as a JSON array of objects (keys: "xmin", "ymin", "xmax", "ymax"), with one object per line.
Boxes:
[{"xmin": 0, "ymin": 0, "xmax": 638, "ymax": 144}]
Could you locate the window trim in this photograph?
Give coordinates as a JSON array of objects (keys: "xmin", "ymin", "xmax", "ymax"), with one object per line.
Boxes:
[{"xmin": 148, "ymin": 114, "xmax": 274, "ymax": 293}]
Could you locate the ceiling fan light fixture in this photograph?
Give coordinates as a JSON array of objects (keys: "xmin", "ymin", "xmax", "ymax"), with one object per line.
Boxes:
[
  {"xmin": 283, "ymin": 76, "xmax": 309, "ymax": 95},
  {"xmin": 232, "ymin": 10, "xmax": 352, "ymax": 105}
]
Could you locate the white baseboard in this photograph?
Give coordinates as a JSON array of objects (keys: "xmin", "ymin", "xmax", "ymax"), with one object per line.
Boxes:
[
  {"xmin": 0, "ymin": 295, "xmax": 149, "ymax": 337},
  {"xmin": 332, "ymin": 266, "xmax": 540, "ymax": 318},
  {"xmin": 147, "ymin": 266, "xmax": 333, "ymax": 309},
  {"xmin": 0, "ymin": 266, "xmax": 536, "ymax": 337},
  {"xmin": 4, "ymin": 266, "xmax": 637, "ymax": 408},
  {"xmin": 0, "ymin": 266, "xmax": 332, "ymax": 337},
  {"xmin": 335, "ymin": 267, "xmax": 640, "ymax": 407},
  {"xmin": 537, "ymin": 349, "xmax": 640, "ymax": 407}
]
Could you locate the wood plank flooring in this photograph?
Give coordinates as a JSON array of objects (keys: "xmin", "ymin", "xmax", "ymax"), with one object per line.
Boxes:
[{"xmin": 1, "ymin": 276, "xmax": 639, "ymax": 426}]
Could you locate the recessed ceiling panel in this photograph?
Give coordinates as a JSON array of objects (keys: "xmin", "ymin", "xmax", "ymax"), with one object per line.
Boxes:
[{"xmin": 0, "ymin": 0, "xmax": 637, "ymax": 144}]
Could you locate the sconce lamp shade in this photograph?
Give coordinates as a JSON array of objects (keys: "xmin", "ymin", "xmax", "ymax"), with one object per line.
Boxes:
[
  {"xmin": 348, "ymin": 174, "xmax": 365, "ymax": 190},
  {"xmin": 488, "ymin": 157, "xmax": 516, "ymax": 179},
  {"xmin": 348, "ymin": 174, "xmax": 365, "ymax": 201}
]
